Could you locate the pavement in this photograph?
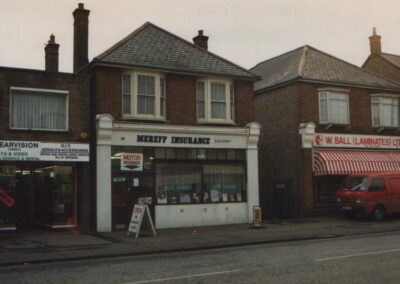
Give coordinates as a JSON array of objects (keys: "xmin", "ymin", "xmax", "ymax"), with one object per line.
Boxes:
[{"xmin": 2, "ymin": 213, "xmax": 400, "ymax": 267}]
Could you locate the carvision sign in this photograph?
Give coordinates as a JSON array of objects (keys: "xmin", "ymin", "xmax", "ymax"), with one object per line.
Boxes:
[
  {"xmin": 314, "ymin": 133, "xmax": 400, "ymax": 149},
  {"xmin": 0, "ymin": 140, "xmax": 89, "ymax": 162}
]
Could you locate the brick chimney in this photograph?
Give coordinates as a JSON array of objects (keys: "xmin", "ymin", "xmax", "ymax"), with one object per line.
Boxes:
[
  {"xmin": 45, "ymin": 34, "xmax": 59, "ymax": 73},
  {"xmin": 193, "ymin": 30, "xmax": 208, "ymax": 50},
  {"xmin": 73, "ymin": 3, "xmax": 90, "ymax": 73},
  {"xmin": 369, "ymin": 27, "xmax": 381, "ymax": 55}
]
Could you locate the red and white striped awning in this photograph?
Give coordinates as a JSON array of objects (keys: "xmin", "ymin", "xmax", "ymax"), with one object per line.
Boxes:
[{"xmin": 314, "ymin": 150, "xmax": 400, "ymax": 176}]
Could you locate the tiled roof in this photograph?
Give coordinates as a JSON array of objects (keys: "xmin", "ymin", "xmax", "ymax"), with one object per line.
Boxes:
[
  {"xmin": 251, "ymin": 45, "xmax": 400, "ymax": 92},
  {"xmin": 94, "ymin": 22, "xmax": 257, "ymax": 80},
  {"xmin": 380, "ymin": 53, "xmax": 400, "ymax": 68}
]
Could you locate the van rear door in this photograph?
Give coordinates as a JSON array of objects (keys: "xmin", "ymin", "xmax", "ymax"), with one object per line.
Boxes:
[{"xmin": 386, "ymin": 177, "xmax": 400, "ymax": 213}]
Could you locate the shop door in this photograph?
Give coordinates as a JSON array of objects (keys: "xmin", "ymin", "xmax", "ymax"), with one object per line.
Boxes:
[
  {"xmin": 274, "ymin": 181, "xmax": 294, "ymax": 219},
  {"xmin": 112, "ymin": 175, "xmax": 133, "ymax": 230},
  {"xmin": 15, "ymin": 169, "xmax": 34, "ymax": 227},
  {"xmin": 112, "ymin": 173, "xmax": 155, "ymax": 230}
]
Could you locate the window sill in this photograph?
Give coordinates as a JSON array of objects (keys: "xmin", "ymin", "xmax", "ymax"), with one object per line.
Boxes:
[
  {"xmin": 372, "ymin": 126, "xmax": 399, "ymax": 133},
  {"xmin": 9, "ymin": 127, "xmax": 69, "ymax": 133},
  {"xmin": 318, "ymin": 123, "xmax": 350, "ymax": 130},
  {"xmin": 121, "ymin": 116, "xmax": 167, "ymax": 123},
  {"xmin": 197, "ymin": 120, "xmax": 236, "ymax": 126}
]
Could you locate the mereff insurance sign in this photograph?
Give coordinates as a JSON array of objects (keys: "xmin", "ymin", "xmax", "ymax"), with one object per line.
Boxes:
[
  {"xmin": 0, "ymin": 141, "xmax": 89, "ymax": 162},
  {"xmin": 314, "ymin": 133, "xmax": 400, "ymax": 149}
]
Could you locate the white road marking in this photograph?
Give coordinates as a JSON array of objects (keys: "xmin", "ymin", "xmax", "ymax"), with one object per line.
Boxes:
[
  {"xmin": 315, "ymin": 248, "xmax": 400, "ymax": 262},
  {"xmin": 122, "ymin": 269, "xmax": 242, "ymax": 284}
]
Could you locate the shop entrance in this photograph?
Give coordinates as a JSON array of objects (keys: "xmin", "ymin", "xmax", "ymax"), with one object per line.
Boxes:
[
  {"xmin": 112, "ymin": 173, "xmax": 154, "ymax": 230},
  {"xmin": 0, "ymin": 164, "xmax": 75, "ymax": 231}
]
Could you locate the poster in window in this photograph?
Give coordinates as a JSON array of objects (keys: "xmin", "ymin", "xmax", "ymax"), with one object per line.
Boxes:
[
  {"xmin": 157, "ymin": 189, "xmax": 167, "ymax": 204},
  {"xmin": 222, "ymin": 192, "xmax": 228, "ymax": 202},
  {"xmin": 236, "ymin": 193, "xmax": 242, "ymax": 202},
  {"xmin": 210, "ymin": 190, "xmax": 220, "ymax": 202},
  {"xmin": 121, "ymin": 153, "xmax": 143, "ymax": 171},
  {"xmin": 180, "ymin": 193, "xmax": 191, "ymax": 203}
]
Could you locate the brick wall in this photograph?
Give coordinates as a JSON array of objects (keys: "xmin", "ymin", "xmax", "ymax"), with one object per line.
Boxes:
[
  {"xmin": 235, "ymin": 80, "xmax": 255, "ymax": 125},
  {"xmin": 256, "ymin": 81, "xmax": 400, "ymax": 218},
  {"xmin": 93, "ymin": 66, "xmax": 122, "ymax": 119},
  {"xmin": 166, "ymin": 73, "xmax": 197, "ymax": 124},
  {"xmin": 0, "ymin": 66, "xmax": 91, "ymax": 232},
  {"xmin": 297, "ymin": 82, "xmax": 400, "ymax": 135},
  {"xmin": 363, "ymin": 55, "xmax": 400, "ymax": 84},
  {"xmin": 255, "ymin": 84, "xmax": 300, "ymax": 218},
  {"xmin": 93, "ymin": 66, "xmax": 255, "ymax": 126},
  {"xmin": 0, "ymin": 67, "xmax": 91, "ymax": 142}
]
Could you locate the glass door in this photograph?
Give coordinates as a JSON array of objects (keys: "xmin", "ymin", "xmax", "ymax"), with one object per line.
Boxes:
[
  {"xmin": 112, "ymin": 174, "xmax": 131, "ymax": 230},
  {"xmin": 0, "ymin": 166, "xmax": 17, "ymax": 230}
]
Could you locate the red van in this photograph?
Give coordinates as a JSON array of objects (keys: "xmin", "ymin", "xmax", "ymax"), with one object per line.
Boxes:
[{"xmin": 336, "ymin": 172, "xmax": 400, "ymax": 221}]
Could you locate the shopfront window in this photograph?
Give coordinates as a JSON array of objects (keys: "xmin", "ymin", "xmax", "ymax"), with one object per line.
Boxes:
[
  {"xmin": 111, "ymin": 147, "xmax": 247, "ymax": 206},
  {"xmin": 156, "ymin": 163, "xmax": 246, "ymax": 205},
  {"xmin": 0, "ymin": 166, "xmax": 17, "ymax": 229},
  {"xmin": 0, "ymin": 164, "xmax": 75, "ymax": 229}
]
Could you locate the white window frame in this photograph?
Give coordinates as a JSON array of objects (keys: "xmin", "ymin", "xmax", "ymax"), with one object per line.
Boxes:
[
  {"xmin": 122, "ymin": 70, "xmax": 166, "ymax": 120},
  {"xmin": 318, "ymin": 91, "xmax": 350, "ymax": 125},
  {"xmin": 9, "ymin": 86, "xmax": 69, "ymax": 132},
  {"xmin": 371, "ymin": 95, "xmax": 399, "ymax": 128},
  {"xmin": 196, "ymin": 78, "xmax": 234, "ymax": 124}
]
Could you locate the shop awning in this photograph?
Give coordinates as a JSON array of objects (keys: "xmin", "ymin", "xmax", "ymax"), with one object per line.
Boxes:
[{"xmin": 314, "ymin": 150, "xmax": 400, "ymax": 176}]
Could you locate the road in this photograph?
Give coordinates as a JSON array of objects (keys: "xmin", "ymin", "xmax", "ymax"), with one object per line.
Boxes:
[{"xmin": 1, "ymin": 231, "xmax": 400, "ymax": 283}]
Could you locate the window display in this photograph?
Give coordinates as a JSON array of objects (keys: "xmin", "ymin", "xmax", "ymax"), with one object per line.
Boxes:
[
  {"xmin": 156, "ymin": 163, "xmax": 246, "ymax": 205},
  {"xmin": 0, "ymin": 164, "xmax": 75, "ymax": 229},
  {"xmin": 111, "ymin": 146, "xmax": 247, "ymax": 206}
]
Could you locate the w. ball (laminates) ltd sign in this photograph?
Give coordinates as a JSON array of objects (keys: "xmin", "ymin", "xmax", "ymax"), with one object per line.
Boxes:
[
  {"xmin": 0, "ymin": 141, "xmax": 89, "ymax": 162},
  {"xmin": 314, "ymin": 134, "xmax": 400, "ymax": 149}
]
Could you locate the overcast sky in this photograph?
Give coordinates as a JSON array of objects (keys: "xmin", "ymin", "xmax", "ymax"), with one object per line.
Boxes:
[{"xmin": 1, "ymin": 0, "xmax": 400, "ymax": 73}]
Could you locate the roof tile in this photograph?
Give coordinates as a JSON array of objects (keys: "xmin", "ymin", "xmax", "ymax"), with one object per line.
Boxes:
[{"xmin": 95, "ymin": 23, "xmax": 257, "ymax": 80}]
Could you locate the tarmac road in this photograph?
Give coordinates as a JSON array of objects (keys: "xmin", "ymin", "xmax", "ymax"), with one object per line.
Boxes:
[{"xmin": 1, "ymin": 230, "xmax": 400, "ymax": 284}]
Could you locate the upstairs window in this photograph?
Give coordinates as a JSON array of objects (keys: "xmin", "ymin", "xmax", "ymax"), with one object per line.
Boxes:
[
  {"xmin": 371, "ymin": 96, "xmax": 398, "ymax": 128},
  {"xmin": 10, "ymin": 87, "xmax": 68, "ymax": 131},
  {"xmin": 197, "ymin": 79, "xmax": 234, "ymax": 123},
  {"xmin": 122, "ymin": 71, "xmax": 165, "ymax": 120},
  {"xmin": 319, "ymin": 91, "xmax": 349, "ymax": 125}
]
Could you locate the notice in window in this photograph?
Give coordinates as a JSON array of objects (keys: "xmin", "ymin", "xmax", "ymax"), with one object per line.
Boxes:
[{"xmin": 121, "ymin": 153, "xmax": 143, "ymax": 171}]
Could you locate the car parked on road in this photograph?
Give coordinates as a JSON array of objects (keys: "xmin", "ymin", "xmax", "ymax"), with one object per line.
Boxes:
[{"xmin": 336, "ymin": 172, "xmax": 400, "ymax": 221}]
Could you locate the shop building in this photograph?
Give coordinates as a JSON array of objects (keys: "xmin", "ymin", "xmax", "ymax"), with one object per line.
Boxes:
[
  {"xmin": 363, "ymin": 27, "xmax": 400, "ymax": 84},
  {"xmin": 0, "ymin": 35, "xmax": 91, "ymax": 231},
  {"xmin": 251, "ymin": 45, "xmax": 400, "ymax": 218},
  {"xmin": 81, "ymin": 15, "xmax": 260, "ymax": 231}
]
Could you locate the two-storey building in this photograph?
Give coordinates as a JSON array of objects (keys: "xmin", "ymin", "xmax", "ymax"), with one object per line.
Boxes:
[
  {"xmin": 0, "ymin": 35, "xmax": 91, "ymax": 232},
  {"xmin": 71, "ymin": 4, "xmax": 260, "ymax": 232},
  {"xmin": 252, "ymin": 45, "xmax": 400, "ymax": 218}
]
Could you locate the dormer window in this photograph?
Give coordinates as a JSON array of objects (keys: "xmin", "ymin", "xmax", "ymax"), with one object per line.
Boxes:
[
  {"xmin": 319, "ymin": 91, "xmax": 349, "ymax": 125},
  {"xmin": 197, "ymin": 78, "xmax": 234, "ymax": 124},
  {"xmin": 122, "ymin": 71, "xmax": 166, "ymax": 120},
  {"xmin": 371, "ymin": 96, "xmax": 398, "ymax": 128}
]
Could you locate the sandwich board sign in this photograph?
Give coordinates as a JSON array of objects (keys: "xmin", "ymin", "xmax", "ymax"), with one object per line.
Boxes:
[{"xmin": 127, "ymin": 204, "xmax": 156, "ymax": 238}]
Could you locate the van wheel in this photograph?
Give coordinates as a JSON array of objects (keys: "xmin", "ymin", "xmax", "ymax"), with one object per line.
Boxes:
[{"xmin": 372, "ymin": 206, "xmax": 385, "ymax": 221}]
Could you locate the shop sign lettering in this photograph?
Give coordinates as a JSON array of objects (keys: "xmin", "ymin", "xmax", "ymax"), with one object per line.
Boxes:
[
  {"xmin": 137, "ymin": 135, "xmax": 211, "ymax": 145},
  {"xmin": 0, "ymin": 141, "xmax": 89, "ymax": 162},
  {"xmin": 314, "ymin": 134, "xmax": 400, "ymax": 149}
]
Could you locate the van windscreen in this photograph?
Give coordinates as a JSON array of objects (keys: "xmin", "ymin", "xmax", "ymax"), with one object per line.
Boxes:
[{"xmin": 343, "ymin": 176, "xmax": 368, "ymax": 191}]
